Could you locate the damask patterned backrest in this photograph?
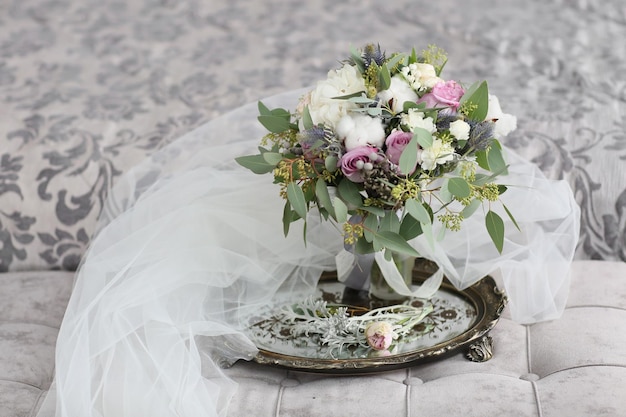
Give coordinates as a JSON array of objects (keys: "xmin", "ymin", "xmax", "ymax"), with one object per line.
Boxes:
[
  {"xmin": 0, "ymin": 2, "xmax": 219, "ymax": 271},
  {"xmin": 1, "ymin": 0, "xmax": 624, "ymax": 272}
]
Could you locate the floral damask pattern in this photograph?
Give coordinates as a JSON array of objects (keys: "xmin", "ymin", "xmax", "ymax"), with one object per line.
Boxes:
[{"xmin": 0, "ymin": 0, "xmax": 624, "ymax": 271}]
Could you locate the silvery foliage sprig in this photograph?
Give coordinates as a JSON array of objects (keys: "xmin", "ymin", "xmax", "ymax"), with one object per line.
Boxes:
[{"xmin": 281, "ymin": 297, "xmax": 432, "ymax": 358}]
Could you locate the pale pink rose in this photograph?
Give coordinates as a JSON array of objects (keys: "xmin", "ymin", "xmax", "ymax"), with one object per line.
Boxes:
[
  {"xmin": 340, "ymin": 146, "xmax": 379, "ymax": 183},
  {"xmin": 385, "ymin": 130, "xmax": 418, "ymax": 174},
  {"xmin": 365, "ymin": 321, "xmax": 394, "ymax": 351},
  {"xmin": 418, "ymin": 80, "xmax": 465, "ymax": 111}
]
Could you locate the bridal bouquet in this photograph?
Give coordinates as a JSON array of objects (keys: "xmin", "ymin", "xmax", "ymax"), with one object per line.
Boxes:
[{"xmin": 237, "ymin": 44, "xmax": 518, "ymax": 259}]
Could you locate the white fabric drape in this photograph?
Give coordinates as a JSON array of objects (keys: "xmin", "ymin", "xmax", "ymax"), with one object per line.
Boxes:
[{"xmin": 37, "ymin": 89, "xmax": 579, "ymax": 417}]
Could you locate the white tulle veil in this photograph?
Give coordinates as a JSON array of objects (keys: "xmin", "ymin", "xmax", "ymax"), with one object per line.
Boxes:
[{"xmin": 37, "ymin": 89, "xmax": 580, "ymax": 417}]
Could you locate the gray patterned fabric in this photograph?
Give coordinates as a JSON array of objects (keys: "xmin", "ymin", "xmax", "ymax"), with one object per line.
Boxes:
[{"xmin": 0, "ymin": 0, "xmax": 625, "ymax": 272}]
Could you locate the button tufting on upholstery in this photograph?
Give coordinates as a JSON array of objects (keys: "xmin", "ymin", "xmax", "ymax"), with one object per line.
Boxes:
[
  {"xmin": 280, "ymin": 378, "xmax": 300, "ymax": 387},
  {"xmin": 404, "ymin": 377, "xmax": 424, "ymax": 385},
  {"xmin": 519, "ymin": 373, "xmax": 540, "ymax": 382}
]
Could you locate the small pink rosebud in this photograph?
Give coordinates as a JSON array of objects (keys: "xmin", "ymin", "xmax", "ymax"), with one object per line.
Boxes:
[{"xmin": 365, "ymin": 321, "xmax": 394, "ymax": 351}]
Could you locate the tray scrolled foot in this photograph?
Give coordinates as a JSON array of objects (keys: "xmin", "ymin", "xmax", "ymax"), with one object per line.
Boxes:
[{"xmin": 466, "ymin": 335, "xmax": 494, "ymax": 362}]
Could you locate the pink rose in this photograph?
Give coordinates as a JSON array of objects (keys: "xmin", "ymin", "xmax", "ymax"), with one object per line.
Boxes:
[
  {"xmin": 385, "ymin": 130, "xmax": 418, "ymax": 174},
  {"xmin": 418, "ymin": 80, "xmax": 465, "ymax": 111},
  {"xmin": 340, "ymin": 146, "xmax": 379, "ymax": 183},
  {"xmin": 365, "ymin": 321, "xmax": 394, "ymax": 351}
]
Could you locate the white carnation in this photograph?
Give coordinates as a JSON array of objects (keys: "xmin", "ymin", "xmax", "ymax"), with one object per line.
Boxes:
[
  {"xmin": 420, "ymin": 139, "xmax": 454, "ymax": 171},
  {"xmin": 336, "ymin": 114, "xmax": 386, "ymax": 151},
  {"xmin": 307, "ymin": 64, "xmax": 366, "ymax": 130},
  {"xmin": 377, "ymin": 75, "xmax": 418, "ymax": 113},
  {"xmin": 449, "ymin": 120, "xmax": 470, "ymax": 140},
  {"xmin": 485, "ymin": 94, "xmax": 517, "ymax": 138},
  {"xmin": 400, "ymin": 109, "xmax": 436, "ymax": 133}
]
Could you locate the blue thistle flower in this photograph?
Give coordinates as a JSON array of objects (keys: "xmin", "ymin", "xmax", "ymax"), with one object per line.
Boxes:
[
  {"xmin": 362, "ymin": 44, "xmax": 386, "ymax": 69},
  {"xmin": 297, "ymin": 126, "xmax": 339, "ymax": 156},
  {"xmin": 297, "ymin": 126, "xmax": 325, "ymax": 151},
  {"xmin": 435, "ymin": 115, "xmax": 458, "ymax": 131},
  {"xmin": 468, "ymin": 121, "xmax": 495, "ymax": 151}
]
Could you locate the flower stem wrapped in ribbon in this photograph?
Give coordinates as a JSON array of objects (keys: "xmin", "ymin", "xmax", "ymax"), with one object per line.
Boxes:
[{"xmin": 236, "ymin": 44, "xmax": 519, "ymax": 263}]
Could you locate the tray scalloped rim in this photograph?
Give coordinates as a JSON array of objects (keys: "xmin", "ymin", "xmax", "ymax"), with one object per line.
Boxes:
[{"xmin": 249, "ymin": 273, "xmax": 507, "ymax": 374}]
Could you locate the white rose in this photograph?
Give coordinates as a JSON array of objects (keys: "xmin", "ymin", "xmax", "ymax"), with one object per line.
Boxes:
[
  {"xmin": 307, "ymin": 65, "xmax": 366, "ymax": 130},
  {"xmin": 485, "ymin": 94, "xmax": 517, "ymax": 138},
  {"xmin": 377, "ymin": 75, "xmax": 418, "ymax": 113},
  {"xmin": 400, "ymin": 108, "xmax": 436, "ymax": 133},
  {"xmin": 336, "ymin": 113, "xmax": 386, "ymax": 151},
  {"xmin": 420, "ymin": 139, "xmax": 454, "ymax": 170},
  {"xmin": 449, "ymin": 120, "xmax": 470, "ymax": 140}
]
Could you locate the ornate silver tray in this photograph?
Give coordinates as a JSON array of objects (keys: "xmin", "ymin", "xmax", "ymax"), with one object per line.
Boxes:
[{"xmin": 245, "ymin": 261, "xmax": 507, "ymax": 374}]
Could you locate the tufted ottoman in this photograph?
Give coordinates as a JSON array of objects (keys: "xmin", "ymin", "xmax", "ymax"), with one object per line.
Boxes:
[
  {"xmin": 3, "ymin": 261, "xmax": 622, "ymax": 417},
  {"xmin": 223, "ymin": 260, "xmax": 626, "ymax": 417}
]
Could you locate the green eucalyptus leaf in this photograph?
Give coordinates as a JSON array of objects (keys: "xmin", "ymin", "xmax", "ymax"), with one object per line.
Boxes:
[
  {"xmin": 406, "ymin": 199, "xmax": 431, "ymax": 224},
  {"xmin": 325, "ymin": 154, "xmax": 338, "ymax": 172},
  {"xmin": 379, "ymin": 64, "xmax": 391, "ymax": 90},
  {"xmin": 373, "ymin": 231, "xmax": 419, "ymax": 257},
  {"xmin": 282, "ymin": 201, "xmax": 292, "ymax": 236},
  {"xmin": 459, "ymin": 80, "xmax": 489, "ymax": 121},
  {"xmin": 399, "ymin": 215, "xmax": 423, "ymax": 240},
  {"xmin": 385, "ymin": 53, "xmax": 406, "ymax": 73},
  {"xmin": 363, "ymin": 214, "xmax": 379, "ymax": 242},
  {"xmin": 318, "ymin": 207, "xmax": 330, "ymax": 221},
  {"xmin": 448, "ymin": 177, "xmax": 471, "ymax": 199},
  {"xmin": 347, "ymin": 95, "xmax": 377, "ymax": 105},
  {"xmin": 413, "ymin": 127, "xmax": 434, "ymax": 149},
  {"xmin": 333, "ymin": 197, "xmax": 348, "ymax": 224},
  {"xmin": 355, "ymin": 237, "xmax": 375, "ymax": 254},
  {"xmin": 475, "ymin": 149, "xmax": 489, "ymax": 171},
  {"xmin": 332, "ymin": 91, "xmax": 368, "ymax": 100},
  {"xmin": 262, "ymin": 152, "xmax": 283, "ymax": 166},
  {"xmin": 361, "ymin": 205, "xmax": 386, "ymax": 217},
  {"xmin": 380, "ymin": 210, "xmax": 401, "ymax": 234},
  {"xmin": 367, "ymin": 107, "xmax": 383, "ymax": 116},
  {"xmin": 403, "ymin": 101, "xmax": 420, "ymax": 111},
  {"xmin": 486, "ymin": 140, "xmax": 508, "ymax": 175},
  {"xmin": 399, "ymin": 134, "xmax": 419, "ymax": 176},
  {"xmin": 302, "ymin": 106, "xmax": 314, "ymax": 130},
  {"xmin": 439, "ymin": 179, "xmax": 454, "ymax": 204},
  {"xmin": 475, "ymin": 142, "xmax": 508, "ymax": 175},
  {"xmin": 350, "ymin": 45, "xmax": 366, "ymax": 74},
  {"xmin": 485, "ymin": 210, "xmax": 505, "ymax": 253},
  {"xmin": 461, "ymin": 198, "xmax": 481, "ymax": 218},
  {"xmin": 315, "ymin": 179, "xmax": 335, "ymax": 220},
  {"xmin": 503, "ymin": 203, "xmax": 521, "ymax": 232},
  {"xmin": 258, "ymin": 115, "xmax": 293, "ymax": 133},
  {"xmin": 286, "ymin": 182, "xmax": 307, "ymax": 220},
  {"xmin": 304, "ymin": 181, "xmax": 316, "ymax": 201},
  {"xmin": 235, "ymin": 154, "xmax": 275, "ymax": 174},
  {"xmin": 269, "ymin": 107, "xmax": 291, "ymax": 118},
  {"xmin": 472, "ymin": 170, "xmax": 508, "ymax": 186},
  {"xmin": 337, "ymin": 179, "xmax": 363, "ymax": 208},
  {"xmin": 258, "ymin": 101, "xmax": 272, "ymax": 116}
]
